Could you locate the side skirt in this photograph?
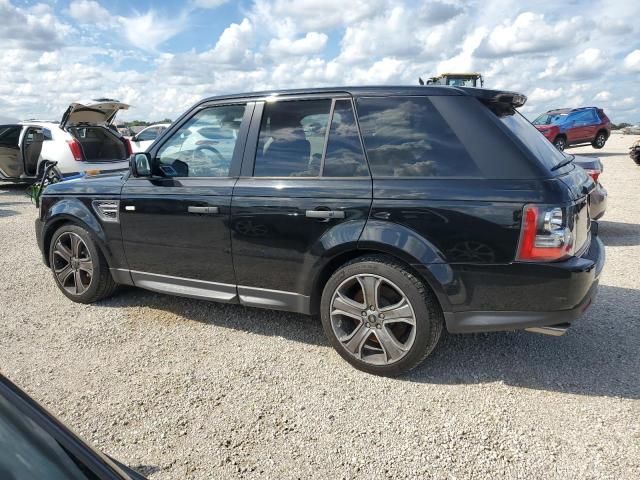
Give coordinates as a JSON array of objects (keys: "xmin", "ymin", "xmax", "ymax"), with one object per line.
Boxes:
[{"xmin": 110, "ymin": 269, "xmax": 311, "ymax": 314}]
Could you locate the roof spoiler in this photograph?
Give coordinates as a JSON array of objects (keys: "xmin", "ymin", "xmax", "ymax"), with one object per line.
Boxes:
[{"xmin": 456, "ymin": 87, "xmax": 527, "ymax": 108}]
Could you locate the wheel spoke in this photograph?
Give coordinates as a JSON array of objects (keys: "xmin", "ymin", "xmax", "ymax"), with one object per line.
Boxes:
[
  {"xmin": 381, "ymin": 298, "xmax": 415, "ymax": 325},
  {"xmin": 374, "ymin": 326, "xmax": 408, "ymax": 363},
  {"xmin": 341, "ymin": 322, "xmax": 371, "ymax": 358},
  {"xmin": 357, "ymin": 275, "xmax": 379, "ymax": 309},
  {"xmin": 53, "ymin": 242, "xmax": 72, "ymax": 262},
  {"xmin": 332, "ymin": 293, "xmax": 365, "ymax": 320},
  {"xmin": 55, "ymin": 265, "xmax": 74, "ymax": 285},
  {"xmin": 70, "ymin": 234, "xmax": 81, "ymax": 257},
  {"xmin": 77, "ymin": 260, "xmax": 93, "ymax": 275}
]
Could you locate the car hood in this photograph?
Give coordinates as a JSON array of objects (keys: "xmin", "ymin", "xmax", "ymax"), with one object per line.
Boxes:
[
  {"xmin": 43, "ymin": 171, "xmax": 126, "ymax": 196},
  {"xmin": 60, "ymin": 100, "xmax": 129, "ymax": 128}
]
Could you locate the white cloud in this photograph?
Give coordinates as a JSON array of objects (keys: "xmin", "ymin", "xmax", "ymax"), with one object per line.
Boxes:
[
  {"xmin": 267, "ymin": 32, "xmax": 328, "ymax": 56},
  {"xmin": 476, "ymin": 12, "xmax": 589, "ymax": 57},
  {"xmin": 120, "ymin": 10, "xmax": 188, "ymax": 52},
  {"xmin": 594, "ymin": 91, "xmax": 611, "ymax": 102},
  {"xmin": 209, "ymin": 18, "xmax": 255, "ymax": 64},
  {"xmin": 623, "ymin": 50, "xmax": 640, "ymax": 72},
  {"xmin": 528, "ymin": 87, "xmax": 563, "ymax": 103},
  {"xmin": 0, "ymin": 0, "xmax": 71, "ymax": 50},
  {"xmin": 191, "ymin": 0, "xmax": 228, "ymax": 8},
  {"xmin": 67, "ymin": 0, "xmax": 111, "ymax": 25}
]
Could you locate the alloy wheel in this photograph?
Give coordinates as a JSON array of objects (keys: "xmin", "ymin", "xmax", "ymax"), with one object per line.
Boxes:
[
  {"xmin": 596, "ymin": 134, "xmax": 606, "ymax": 147},
  {"xmin": 554, "ymin": 138, "xmax": 566, "ymax": 151},
  {"xmin": 52, "ymin": 232, "xmax": 93, "ymax": 295},
  {"xmin": 329, "ymin": 274, "xmax": 417, "ymax": 366}
]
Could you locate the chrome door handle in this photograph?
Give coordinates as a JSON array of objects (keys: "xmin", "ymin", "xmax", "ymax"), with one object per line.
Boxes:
[
  {"xmin": 305, "ymin": 210, "xmax": 345, "ymax": 219},
  {"xmin": 188, "ymin": 206, "xmax": 219, "ymax": 214}
]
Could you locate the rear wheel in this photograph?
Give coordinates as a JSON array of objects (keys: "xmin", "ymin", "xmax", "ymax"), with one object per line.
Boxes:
[
  {"xmin": 592, "ymin": 132, "xmax": 607, "ymax": 149},
  {"xmin": 553, "ymin": 136, "xmax": 567, "ymax": 151},
  {"xmin": 320, "ymin": 255, "xmax": 443, "ymax": 376},
  {"xmin": 49, "ymin": 224, "xmax": 117, "ymax": 303}
]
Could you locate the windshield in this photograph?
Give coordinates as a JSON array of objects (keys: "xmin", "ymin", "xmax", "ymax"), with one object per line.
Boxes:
[
  {"xmin": 499, "ymin": 111, "xmax": 569, "ymax": 170},
  {"xmin": 532, "ymin": 113, "xmax": 567, "ymax": 125}
]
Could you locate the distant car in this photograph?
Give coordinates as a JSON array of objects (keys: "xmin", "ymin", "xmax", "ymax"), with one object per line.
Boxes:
[
  {"xmin": 532, "ymin": 107, "xmax": 611, "ymax": 151},
  {"xmin": 573, "ymin": 155, "xmax": 607, "ymax": 219},
  {"xmin": 0, "ymin": 374, "xmax": 147, "ymax": 479},
  {"xmin": 129, "ymin": 123, "xmax": 171, "ymax": 153},
  {"xmin": 622, "ymin": 125, "xmax": 640, "ymax": 135},
  {"xmin": 0, "ymin": 100, "xmax": 132, "ymax": 183}
]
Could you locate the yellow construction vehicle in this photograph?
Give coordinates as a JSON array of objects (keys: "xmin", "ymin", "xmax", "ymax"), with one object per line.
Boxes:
[{"xmin": 420, "ymin": 73, "xmax": 484, "ymax": 88}]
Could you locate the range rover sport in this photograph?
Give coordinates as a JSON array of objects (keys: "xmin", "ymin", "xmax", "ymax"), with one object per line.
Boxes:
[{"xmin": 35, "ymin": 86, "xmax": 604, "ymax": 376}]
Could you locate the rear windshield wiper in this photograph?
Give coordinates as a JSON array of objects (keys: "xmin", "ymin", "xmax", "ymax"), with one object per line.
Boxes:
[{"xmin": 551, "ymin": 154, "xmax": 574, "ymax": 171}]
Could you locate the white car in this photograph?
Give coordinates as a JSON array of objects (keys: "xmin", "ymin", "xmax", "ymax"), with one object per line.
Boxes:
[
  {"xmin": 0, "ymin": 99, "xmax": 131, "ymax": 183},
  {"xmin": 129, "ymin": 123, "xmax": 171, "ymax": 152}
]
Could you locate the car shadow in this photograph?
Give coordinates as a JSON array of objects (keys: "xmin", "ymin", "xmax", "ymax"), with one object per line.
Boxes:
[
  {"xmin": 598, "ymin": 220, "xmax": 640, "ymax": 246},
  {"xmin": 102, "ymin": 284, "xmax": 639, "ymax": 400},
  {"xmin": 0, "ymin": 208, "xmax": 19, "ymax": 218}
]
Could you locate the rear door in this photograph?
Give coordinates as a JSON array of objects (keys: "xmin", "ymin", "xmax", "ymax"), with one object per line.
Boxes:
[
  {"xmin": 0, "ymin": 125, "xmax": 24, "ymax": 179},
  {"xmin": 119, "ymin": 102, "xmax": 253, "ymax": 300},
  {"xmin": 231, "ymin": 96, "xmax": 372, "ymax": 312},
  {"xmin": 570, "ymin": 111, "xmax": 595, "ymax": 142}
]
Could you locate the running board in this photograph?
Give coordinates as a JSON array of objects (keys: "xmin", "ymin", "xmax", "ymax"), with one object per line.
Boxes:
[{"xmin": 525, "ymin": 323, "xmax": 570, "ymax": 337}]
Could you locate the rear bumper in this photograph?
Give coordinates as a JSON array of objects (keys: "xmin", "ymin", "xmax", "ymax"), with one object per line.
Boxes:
[{"xmin": 443, "ymin": 233, "xmax": 605, "ymax": 334}]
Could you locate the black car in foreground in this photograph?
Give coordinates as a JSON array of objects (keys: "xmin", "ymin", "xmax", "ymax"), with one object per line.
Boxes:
[
  {"xmin": 0, "ymin": 374, "xmax": 146, "ymax": 480},
  {"xmin": 35, "ymin": 86, "xmax": 605, "ymax": 376}
]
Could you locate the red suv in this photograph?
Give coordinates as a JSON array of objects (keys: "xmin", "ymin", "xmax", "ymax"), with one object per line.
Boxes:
[{"xmin": 532, "ymin": 107, "xmax": 611, "ymax": 151}]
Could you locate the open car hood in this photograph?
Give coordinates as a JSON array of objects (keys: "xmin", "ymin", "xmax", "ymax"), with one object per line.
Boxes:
[{"xmin": 60, "ymin": 99, "xmax": 129, "ymax": 128}]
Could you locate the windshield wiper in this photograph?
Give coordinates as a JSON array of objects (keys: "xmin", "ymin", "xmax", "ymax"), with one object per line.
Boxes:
[{"xmin": 551, "ymin": 154, "xmax": 574, "ymax": 171}]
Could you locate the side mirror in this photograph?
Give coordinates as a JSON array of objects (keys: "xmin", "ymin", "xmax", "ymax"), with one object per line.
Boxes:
[
  {"xmin": 130, "ymin": 152, "xmax": 151, "ymax": 177},
  {"xmin": 131, "ymin": 135, "xmax": 138, "ymax": 142}
]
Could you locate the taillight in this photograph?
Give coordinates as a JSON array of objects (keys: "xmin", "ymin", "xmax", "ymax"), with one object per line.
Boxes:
[
  {"xmin": 516, "ymin": 205, "xmax": 574, "ymax": 262},
  {"xmin": 584, "ymin": 169, "xmax": 600, "ymax": 183},
  {"xmin": 67, "ymin": 139, "xmax": 83, "ymax": 161},
  {"xmin": 125, "ymin": 138, "xmax": 132, "ymax": 156}
]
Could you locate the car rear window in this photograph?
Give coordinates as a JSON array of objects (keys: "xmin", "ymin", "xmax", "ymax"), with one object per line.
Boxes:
[
  {"xmin": 497, "ymin": 110, "xmax": 567, "ymax": 170},
  {"xmin": 356, "ymin": 96, "xmax": 480, "ymax": 178}
]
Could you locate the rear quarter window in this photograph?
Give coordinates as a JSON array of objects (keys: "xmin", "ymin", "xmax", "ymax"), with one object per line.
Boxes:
[{"xmin": 355, "ymin": 96, "xmax": 480, "ymax": 178}]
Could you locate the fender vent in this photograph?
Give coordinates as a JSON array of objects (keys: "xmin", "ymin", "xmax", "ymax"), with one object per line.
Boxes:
[{"xmin": 92, "ymin": 200, "xmax": 120, "ymax": 223}]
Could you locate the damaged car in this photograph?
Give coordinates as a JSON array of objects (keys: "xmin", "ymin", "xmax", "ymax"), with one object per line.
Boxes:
[{"xmin": 0, "ymin": 99, "xmax": 132, "ymax": 183}]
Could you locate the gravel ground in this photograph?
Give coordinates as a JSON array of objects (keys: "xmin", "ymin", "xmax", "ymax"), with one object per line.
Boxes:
[{"xmin": 1, "ymin": 133, "xmax": 639, "ymax": 479}]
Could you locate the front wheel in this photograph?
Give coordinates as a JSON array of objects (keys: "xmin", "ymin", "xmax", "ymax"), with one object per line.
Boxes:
[
  {"xmin": 592, "ymin": 132, "xmax": 607, "ymax": 149},
  {"xmin": 320, "ymin": 255, "xmax": 443, "ymax": 376},
  {"xmin": 49, "ymin": 224, "xmax": 117, "ymax": 303}
]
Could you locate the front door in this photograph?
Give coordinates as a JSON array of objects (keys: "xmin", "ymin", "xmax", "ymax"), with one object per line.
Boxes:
[
  {"xmin": 120, "ymin": 102, "xmax": 253, "ymax": 301},
  {"xmin": 231, "ymin": 97, "xmax": 372, "ymax": 312}
]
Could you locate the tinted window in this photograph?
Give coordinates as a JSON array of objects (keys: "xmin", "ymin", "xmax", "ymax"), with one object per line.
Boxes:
[
  {"xmin": 157, "ymin": 104, "xmax": 246, "ymax": 178},
  {"xmin": 137, "ymin": 127, "xmax": 159, "ymax": 141},
  {"xmin": 0, "ymin": 126, "xmax": 21, "ymax": 148},
  {"xmin": 0, "ymin": 395, "xmax": 100, "ymax": 479},
  {"xmin": 322, "ymin": 100, "xmax": 368, "ymax": 177},
  {"xmin": 499, "ymin": 111, "xmax": 567, "ymax": 169},
  {"xmin": 254, "ymin": 99, "xmax": 331, "ymax": 177},
  {"xmin": 356, "ymin": 96, "xmax": 479, "ymax": 177}
]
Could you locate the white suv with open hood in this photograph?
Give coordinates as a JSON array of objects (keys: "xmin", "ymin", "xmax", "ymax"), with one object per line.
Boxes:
[{"xmin": 0, "ymin": 99, "xmax": 132, "ymax": 182}]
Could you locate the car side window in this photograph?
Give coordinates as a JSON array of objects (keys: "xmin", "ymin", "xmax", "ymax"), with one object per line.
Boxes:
[
  {"xmin": 156, "ymin": 105, "xmax": 246, "ymax": 178},
  {"xmin": 253, "ymin": 99, "xmax": 331, "ymax": 177},
  {"xmin": 322, "ymin": 100, "xmax": 368, "ymax": 177},
  {"xmin": 137, "ymin": 127, "xmax": 159, "ymax": 142},
  {"xmin": 356, "ymin": 96, "xmax": 479, "ymax": 178},
  {"xmin": 0, "ymin": 125, "xmax": 21, "ymax": 148}
]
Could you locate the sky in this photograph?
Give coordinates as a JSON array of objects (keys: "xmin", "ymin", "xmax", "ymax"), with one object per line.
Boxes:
[{"xmin": 0, "ymin": 0, "xmax": 639, "ymax": 124}]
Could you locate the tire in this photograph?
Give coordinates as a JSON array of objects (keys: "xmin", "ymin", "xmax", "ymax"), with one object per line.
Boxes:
[
  {"xmin": 592, "ymin": 132, "xmax": 607, "ymax": 149},
  {"xmin": 320, "ymin": 255, "xmax": 443, "ymax": 376},
  {"xmin": 49, "ymin": 224, "xmax": 117, "ymax": 303},
  {"xmin": 553, "ymin": 136, "xmax": 567, "ymax": 151}
]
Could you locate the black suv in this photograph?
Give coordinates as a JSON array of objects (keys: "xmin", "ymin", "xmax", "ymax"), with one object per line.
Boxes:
[{"xmin": 35, "ymin": 86, "xmax": 604, "ymax": 376}]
